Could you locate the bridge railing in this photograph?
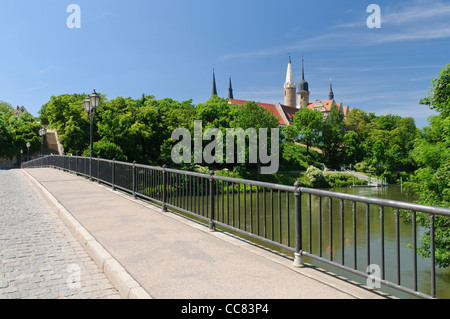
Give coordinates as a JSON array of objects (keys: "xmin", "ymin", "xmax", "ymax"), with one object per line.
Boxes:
[{"xmin": 22, "ymin": 155, "xmax": 450, "ymax": 299}]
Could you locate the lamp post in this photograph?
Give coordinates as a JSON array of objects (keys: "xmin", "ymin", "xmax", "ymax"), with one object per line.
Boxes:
[
  {"xmin": 83, "ymin": 89, "xmax": 100, "ymax": 180},
  {"xmin": 26, "ymin": 142, "xmax": 31, "ymax": 162},
  {"xmin": 39, "ymin": 127, "xmax": 46, "ymax": 157}
]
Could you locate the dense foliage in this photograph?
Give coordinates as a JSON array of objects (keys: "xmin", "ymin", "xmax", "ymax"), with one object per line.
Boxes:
[
  {"xmin": 0, "ymin": 101, "xmax": 41, "ymax": 160},
  {"xmin": 404, "ymin": 65, "xmax": 450, "ymax": 268}
]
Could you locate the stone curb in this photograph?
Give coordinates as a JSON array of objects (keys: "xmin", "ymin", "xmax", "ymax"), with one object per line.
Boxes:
[{"xmin": 20, "ymin": 169, "xmax": 153, "ymax": 300}]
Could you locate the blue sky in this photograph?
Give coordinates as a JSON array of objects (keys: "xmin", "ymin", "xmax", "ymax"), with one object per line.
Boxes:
[{"xmin": 0, "ymin": 0, "xmax": 449, "ymax": 128}]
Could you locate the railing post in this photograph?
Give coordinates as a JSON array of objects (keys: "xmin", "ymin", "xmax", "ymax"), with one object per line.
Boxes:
[
  {"xmin": 97, "ymin": 156, "xmax": 100, "ymax": 184},
  {"xmin": 112, "ymin": 159, "xmax": 116, "ymax": 191},
  {"xmin": 162, "ymin": 165, "xmax": 168, "ymax": 212},
  {"xmin": 132, "ymin": 160, "xmax": 137, "ymax": 198},
  {"xmin": 209, "ymin": 171, "xmax": 216, "ymax": 232},
  {"xmin": 293, "ymin": 181, "xmax": 304, "ymax": 268}
]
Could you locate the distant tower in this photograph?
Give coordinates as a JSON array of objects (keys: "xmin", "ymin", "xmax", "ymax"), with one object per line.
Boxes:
[
  {"xmin": 328, "ymin": 78, "xmax": 334, "ymax": 101},
  {"xmin": 297, "ymin": 56, "xmax": 310, "ymax": 109},
  {"xmin": 284, "ymin": 56, "xmax": 297, "ymax": 107},
  {"xmin": 211, "ymin": 69, "xmax": 218, "ymax": 98},
  {"xmin": 228, "ymin": 74, "xmax": 234, "ymax": 99}
]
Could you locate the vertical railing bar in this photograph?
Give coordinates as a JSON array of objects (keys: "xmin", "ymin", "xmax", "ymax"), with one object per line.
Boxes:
[
  {"xmin": 196, "ymin": 176, "xmax": 199, "ymax": 215},
  {"xmin": 227, "ymin": 182, "xmax": 231, "ymax": 227},
  {"xmin": 185, "ymin": 174, "xmax": 188, "ymax": 210},
  {"xmin": 270, "ymin": 188, "xmax": 275, "ymax": 241},
  {"xmin": 187, "ymin": 175, "xmax": 190, "ymax": 212},
  {"xmin": 249, "ymin": 185, "xmax": 253, "ymax": 234},
  {"xmin": 227, "ymin": 181, "xmax": 230, "ymax": 226},
  {"xmin": 271, "ymin": 189, "xmax": 274, "ymax": 241},
  {"xmin": 132, "ymin": 161, "xmax": 136, "ymax": 198},
  {"xmin": 329, "ymin": 197, "xmax": 333, "ymax": 262},
  {"xmin": 294, "ymin": 182, "xmax": 303, "ymax": 268},
  {"xmin": 366, "ymin": 203, "xmax": 370, "ymax": 271},
  {"xmin": 256, "ymin": 186, "xmax": 259, "ymax": 236},
  {"xmin": 216, "ymin": 179, "xmax": 220, "ymax": 222},
  {"xmin": 222, "ymin": 181, "xmax": 225, "ymax": 224},
  {"xmin": 209, "ymin": 171, "xmax": 215, "ymax": 231},
  {"xmin": 236, "ymin": 183, "xmax": 239, "ymax": 229},
  {"xmin": 111, "ymin": 160, "xmax": 114, "ymax": 188},
  {"xmin": 395, "ymin": 208, "xmax": 401, "ymax": 286},
  {"xmin": 412, "ymin": 211, "xmax": 417, "ymax": 292},
  {"xmin": 309, "ymin": 194, "xmax": 312, "ymax": 254},
  {"xmin": 166, "ymin": 172, "xmax": 173, "ymax": 204},
  {"xmin": 278, "ymin": 190, "xmax": 281, "ymax": 244},
  {"xmin": 243, "ymin": 185, "xmax": 246, "ymax": 231},
  {"xmin": 340, "ymin": 199, "xmax": 345, "ymax": 266},
  {"xmin": 319, "ymin": 195, "xmax": 322, "ymax": 257},
  {"xmin": 353, "ymin": 201, "xmax": 357, "ymax": 270},
  {"xmin": 263, "ymin": 187, "xmax": 266, "ymax": 239},
  {"xmin": 430, "ymin": 214, "xmax": 436, "ymax": 298},
  {"xmin": 162, "ymin": 166, "xmax": 167, "ymax": 212},
  {"xmin": 202, "ymin": 177, "xmax": 205, "ymax": 217},
  {"xmin": 380, "ymin": 206, "xmax": 385, "ymax": 280},
  {"xmin": 286, "ymin": 191, "xmax": 290, "ymax": 247},
  {"xmin": 178, "ymin": 173, "xmax": 181, "ymax": 209}
]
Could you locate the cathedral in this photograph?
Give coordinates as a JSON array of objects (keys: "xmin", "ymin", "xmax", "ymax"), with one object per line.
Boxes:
[{"xmin": 212, "ymin": 57, "xmax": 352, "ymax": 126}]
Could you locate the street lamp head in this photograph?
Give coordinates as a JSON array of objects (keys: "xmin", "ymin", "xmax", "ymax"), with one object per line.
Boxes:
[
  {"xmin": 26, "ymin": 142, "xmax": 31, "ymax": 148},
  {"xmin": 89, "ymin": 89, "xmax": 100, "ymax": 110},
  {"xmin": 39, "ymin": 127, "xmax": 46, "ymax": 137},
  {"xmin": 83, "ymin": 97, "xmax": 91, "ymax": 113}
]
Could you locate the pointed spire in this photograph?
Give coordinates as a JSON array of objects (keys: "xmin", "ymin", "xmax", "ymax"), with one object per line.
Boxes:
[
  {"xmin": 211, "ymin": 68, "xmax": 218, "ymax": 98},
  {"xmin": 298, "ymin": 54, "xmax": 309, "ymax": 93},
  {"xmin": 285, "ymin": 55, "xmax": 295, "ymax": 88},
  {"xmin": 329, "ymin": 78, "xmax": 334, "ymax": 100},
  {"xmin": 228, "ymin": 74, "xmax": 234, "ymax": 99},
  {"xmin": 301, "ymin": 54, "xmax": 305, "ymax": 81}
]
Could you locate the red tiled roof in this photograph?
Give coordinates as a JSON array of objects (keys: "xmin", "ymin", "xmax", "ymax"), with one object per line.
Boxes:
[
  {"xmin": 229, "ymin": 99, "xmax": 288, "ymax": 125},
  {"xmin": 230, "ymin": 99, "xmax": 353, "ymax": 125},
  {"xmin": 306, "ymin": 100, "xmax": 335, "ymax": 112},
  {"xmin": 278, "ymin": 104, "xmax": 298, "ymax": 124}
]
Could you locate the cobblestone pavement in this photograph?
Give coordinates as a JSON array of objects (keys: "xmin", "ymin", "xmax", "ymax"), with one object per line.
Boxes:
[{"xmin": 0, "ymin": 170, "xmax": 121, "ymax": 299}]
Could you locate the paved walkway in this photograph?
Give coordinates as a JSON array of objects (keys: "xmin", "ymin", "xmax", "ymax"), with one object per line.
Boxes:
[
  {"xmin": 0, "ymin": 170, "xmax": 121, "ymax": 299},
  {"xmin": 12, "ymin": 168, "xmax": 390, "ymax": 299}
]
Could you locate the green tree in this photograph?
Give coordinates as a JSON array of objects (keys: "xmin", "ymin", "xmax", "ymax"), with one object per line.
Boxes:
[
  {"xmin": 405, "ymin": 64, "xmax": 450, "ymax": 268},
  {"xmin": 420, "ymin": 64, "xmax": 450, "ymax": 118},
  {"xmin": 0, "ymin": 101, "xmax": 13, "ymax": 114},
  {"xmin": 322, "ymin": 104, "xmax": 344, "ymax": 168},
  {"xmin": 231, "ymin": 101, "xmax": 280, "ymax": 173},
  {"xmin": 41, "ymin": 94, "xmax": 91, "ymax": 155},
  {"xmin": 342, "ymin": 131, "xmax": 363, "ymax": 166},
  {"xmin": 0, "ymin": 113, "xmax": 16, "ymax": 158},
  {"xmin": 291, "ymin": 107, "xmax": 323, "ymax": 154}
]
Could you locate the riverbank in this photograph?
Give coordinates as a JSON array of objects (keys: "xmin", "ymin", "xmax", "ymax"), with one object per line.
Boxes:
[{"xmin": 193, "ymin": 165, "xmax": 368, "ymax": 189}]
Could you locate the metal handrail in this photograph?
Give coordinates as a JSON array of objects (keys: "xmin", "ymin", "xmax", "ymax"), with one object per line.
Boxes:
[{"xmin": 22, "ymin": 155, "xmax": 450, "ymax": 299}]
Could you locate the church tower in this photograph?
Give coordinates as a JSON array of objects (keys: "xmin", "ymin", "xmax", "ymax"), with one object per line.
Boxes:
[
  {"xmin": 228, "ymin": 74, "xmax": 234, "ymax": 99},
  {"xmin": 297, "ymin": 56, "xmax": 310, "ymax": 109},
  {"xmin": 328, "ymin": 79, "xmax": 335, "ymax": 101},
  {"xmin": 284, "ymin": 56, "xmax": 296, "ymax": 107},
  {"xmin": 211, "ymin": 69, "xmax": 218, "ymax": 98}
]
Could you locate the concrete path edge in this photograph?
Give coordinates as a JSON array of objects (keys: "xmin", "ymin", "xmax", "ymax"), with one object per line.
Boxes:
[{"xmin": 20, "ymin": 169, "xmax": 153, "ymax": 299}]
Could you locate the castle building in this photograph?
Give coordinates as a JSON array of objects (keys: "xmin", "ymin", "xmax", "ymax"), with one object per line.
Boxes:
[{"xmin": 215, "ymin": 56, "xmax": 352, "ymax": 126}]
